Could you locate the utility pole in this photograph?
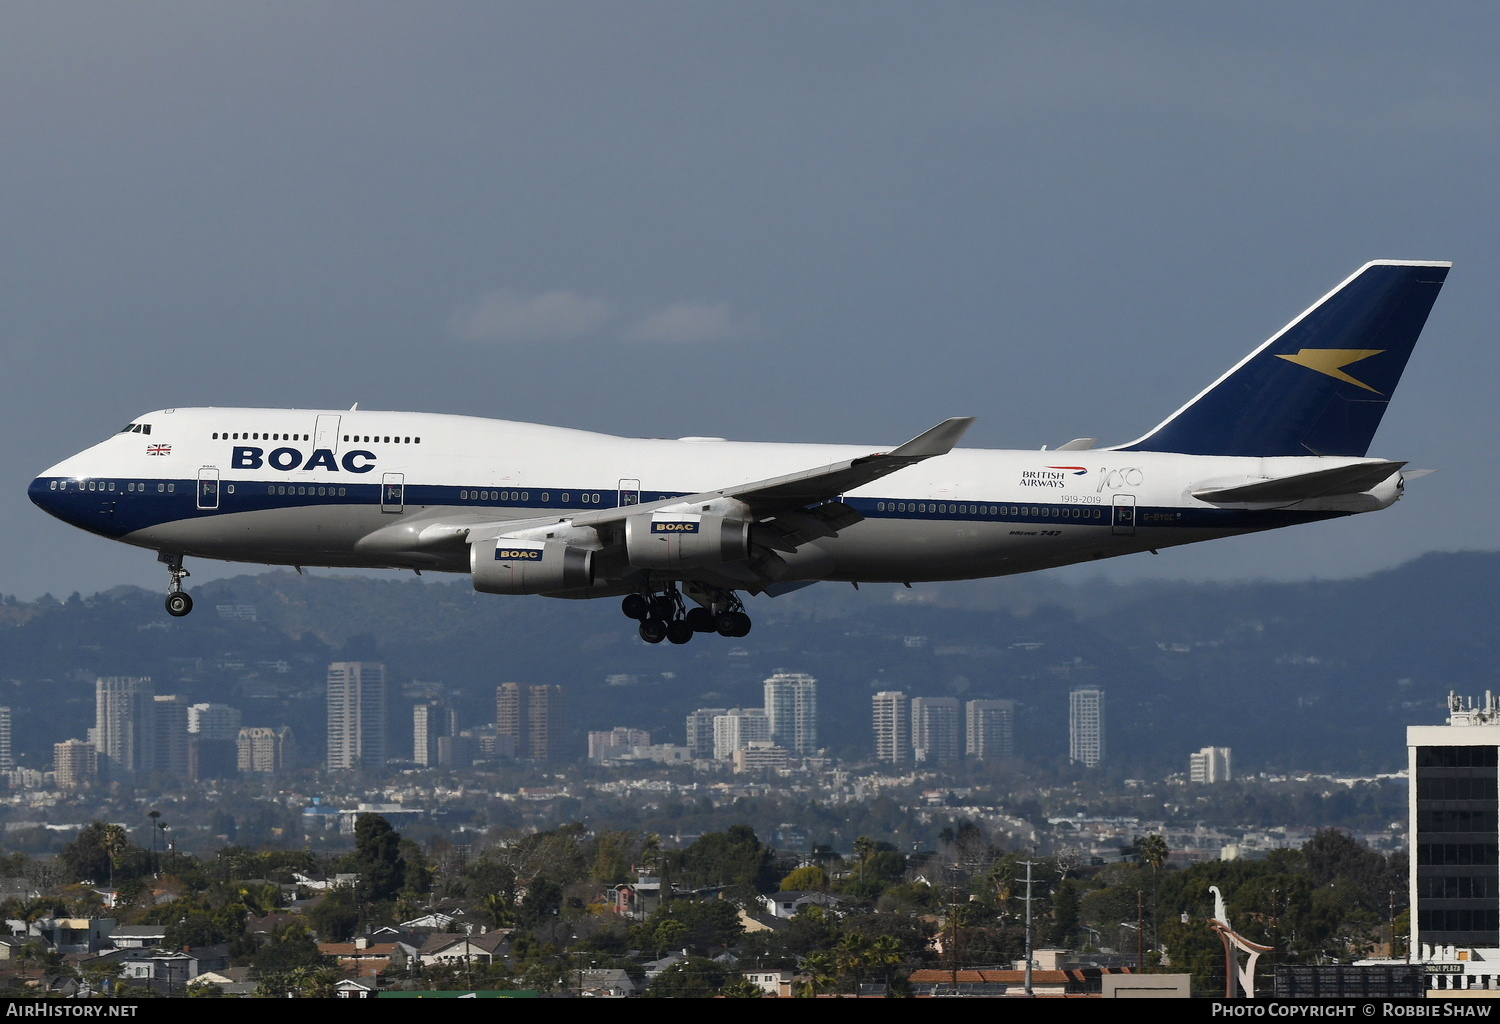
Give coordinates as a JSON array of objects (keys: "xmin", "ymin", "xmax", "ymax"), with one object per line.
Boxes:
[
  {"xmin": 1017, "ymin": 859, "xmax": 1039, "ymax": 997},
  {"xmin": 1138, "ymin": 889, "xmax": 1145, "ymax": 970}
]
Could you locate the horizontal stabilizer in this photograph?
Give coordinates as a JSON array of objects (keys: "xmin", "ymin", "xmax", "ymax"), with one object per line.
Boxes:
[{"xmin": 1192, "ymin": 461, "xmax": 1406, "ymax": 503}]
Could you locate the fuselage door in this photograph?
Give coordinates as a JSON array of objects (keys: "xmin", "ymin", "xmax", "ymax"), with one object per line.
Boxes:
[
  {"xmin": 1111, "ymin": 493, "xmax": 1136, "ymax": 536},
  {"xmin": 618, "ymin": 478, "xmax": 641, "ymax": 508},
  {"xmin": 197, "ymin": 468, "xmax": 220, "ymax": 510},
  {"xmin": 382, "ymin": 472, "xmax": 405, "ymax": 514},
  {"xmin": 315, "ymin": 415, "xmax": 341, "ymax": 453}
]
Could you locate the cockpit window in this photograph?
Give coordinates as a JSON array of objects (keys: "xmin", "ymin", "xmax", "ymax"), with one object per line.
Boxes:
[{"xmin": 116, "ymin": 423, "xmax": 152, "ymax": 436}]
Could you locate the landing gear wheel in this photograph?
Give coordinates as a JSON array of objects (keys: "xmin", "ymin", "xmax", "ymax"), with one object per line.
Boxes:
[
  {"xmin": 666, "ymin": 620, "xmax": 694, "ymax": 645},
  {"xmin": 716, "ymin": 611, "xmax": 751, "ymax": 638},
  {"xmin": 685, "ymin": 607, "xmax": 716, "ymax": 633},
  {"xmin": 649, "ymin": 595, "xmax": 676, "ymax": 620},
  {"xmin": 159, "ymin": 552, "xmax": 193, "ymax": 618},
  {"xmin": 622, "ymin": 594, "xmax": 649, "ymax": 620},
  {"xmin": 639, "ymin": 619, "xmax": 668, "ymax": 644}
]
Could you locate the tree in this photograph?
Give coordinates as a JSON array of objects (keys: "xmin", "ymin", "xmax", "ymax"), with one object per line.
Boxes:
[
  {"xmin": 796, "ymin": 951, "xmax": 839, "ymax": 998},
  {"xmin": 645, "ymin": 956, "xmax": 728, "ymax": 998},
  {"xmin": 307, "ymin": 888, "xmax": 360, "ymax": 942},
  {"xmin": 671, "ymin": 825, "xmax": 779, "ymax": 897},
  {"xmin": 99, "ymin": 824, "xmax": 130, "ymax": 888},
  {"xmin": 1136, "ymin": 833, "xmax": 1169, "ymax": 952},
  {"xmin": 351, "ymin": 814, "xmax": 404, "ymax": 902},
  {"xmin": 779, "ymin": 865, "xmax": 829, "ymax": 892}
]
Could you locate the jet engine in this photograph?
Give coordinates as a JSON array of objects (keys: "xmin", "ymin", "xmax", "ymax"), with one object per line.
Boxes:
[
  {"xmin": 625, "ymin": 513, "xmax": 751, "ymax": 570},
  {"xmin": 471, "ymin": 537, "xmax": 593, "ymax": 595}
]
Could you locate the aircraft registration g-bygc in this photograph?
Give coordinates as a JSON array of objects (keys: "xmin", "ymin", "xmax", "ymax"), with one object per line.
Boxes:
[{"xmin": 31, "ymin": 260, "xmax": 1449, "ymax": 644}]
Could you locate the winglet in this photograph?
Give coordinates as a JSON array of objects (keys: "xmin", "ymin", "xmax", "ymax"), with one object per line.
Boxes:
[{"xmin": 886, "ymin": 416, "xmax": 975, "ymax": 459}]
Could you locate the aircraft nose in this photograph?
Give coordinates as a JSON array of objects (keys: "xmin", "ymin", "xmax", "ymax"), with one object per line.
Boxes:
[
  {"xmin": 29, "ymin": 462, "xmax": 82, "ymax": 523},
  {"xmin": 29, "ymin": 472, "xmax": 62, "ymax": 516}
]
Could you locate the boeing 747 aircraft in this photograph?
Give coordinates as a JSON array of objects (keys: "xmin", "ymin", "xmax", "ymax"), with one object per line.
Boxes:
[{"xmin": 30, "ymin": 260, "xmax": 1449, "ymax": 643}]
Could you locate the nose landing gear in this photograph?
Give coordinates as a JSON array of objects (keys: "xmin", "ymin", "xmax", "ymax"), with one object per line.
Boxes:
[{"xmin": 159, "ymin": 552, "xmax": 193, "ymax": 617}]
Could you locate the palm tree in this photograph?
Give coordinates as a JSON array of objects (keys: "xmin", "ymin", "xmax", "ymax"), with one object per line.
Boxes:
[
  {"xmin": 835, "ymin": 933, "xmax": 870, "ymax": 992},
  {"xmin": 1138, "ymin": 834, "xmax": 1169, "ymax": 955},
  {"xmin": 868, "ymin": 934, "xmax": 904, "ymax": 994},
  {"xmin": 98, "ymin": 824, "xmax": 130, "ymax": 889},
  {"xmin": 797, "ymin": 951, "xmax": 838, "ymax": 998}
]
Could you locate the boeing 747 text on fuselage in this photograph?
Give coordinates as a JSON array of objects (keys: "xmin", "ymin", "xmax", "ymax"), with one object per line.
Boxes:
[{"xmin": 30, "ymin": 261, "xmax": 1450, "ymax": 643}]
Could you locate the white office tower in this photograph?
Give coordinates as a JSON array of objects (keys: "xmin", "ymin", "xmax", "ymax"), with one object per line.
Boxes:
[
  {"xmin": 327, "ymin": 662, "xmax": 387, "ymax": 771},
  {"xmin": 872, "ymin": 691, "xmax": 911, "ymax": 764},
  {"xmin": 1189, "ymin": 746, "xmax": 1232, "ymax": 783},
  {"xmin": 686, "ymin": 708, "xmax": 728, "ymax": 760},
  {"xmin": 92, "ymin": 676, "xmax": 154, "ymax": 777},
  {"xmin": 965, "ymin": 699, "xmax": 1015, "ymax": 760},
  {"xmin": 764, "ymin": 672, "xmax": 818, "ymax": 754},
  {"xmin": 713, "ymin": 709, "xmax": 771, "ymax": 761},
  {"xmin": 1410, "ymin": 692, "xmax": 1500, "ymax": 956},
  {"xmin": 1069, "ymin": 687, "xmax": 1105, "ymax": 767},
  {"xmin": 188, "ymin": 703, "xmax": 243, "ymax": 740},
  {"xmin": 0, "ymin": 707, "xmax": 12, "ymax": 772},
  {"xmin": 151, "ymin": 695, "xmax": 191, "ymax": 778},
  {"xmin": 238, "ymin": 726, "xmax": 295, "ymax": 774},
  {"xmin": 911, "ymin": 697, "xmax": 961, "ymax": 765},
  {"xmin": 413, "ymin": 701, "xmax": 458, "ymax": 767}
]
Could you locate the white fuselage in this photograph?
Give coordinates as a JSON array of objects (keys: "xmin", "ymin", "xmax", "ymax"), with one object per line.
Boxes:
[{"xmin": 30, "ymin": 408, "xmax": 1398, "ymax": 590}]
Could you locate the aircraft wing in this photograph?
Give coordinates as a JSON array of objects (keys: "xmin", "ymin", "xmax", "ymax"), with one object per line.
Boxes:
[
  {"xmin": 1191, "ymin": 460, "xmax": 1406, "ymax": 503},
  {"xmin": 568, "ymin": 415, "xmax": 975, "ymax": 527},
  {"xmin": 363, "ymin": 417, "xmax": 975, "ymax": 571}
]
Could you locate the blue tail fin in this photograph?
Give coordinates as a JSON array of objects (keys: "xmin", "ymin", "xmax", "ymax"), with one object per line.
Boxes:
[{"xmin": 1118, "ymin": 260, "xmax": 1450, "ymax": 457}]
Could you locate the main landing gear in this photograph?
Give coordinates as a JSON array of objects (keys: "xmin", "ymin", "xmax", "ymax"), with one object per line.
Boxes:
[
  {"xmin": 621, "ymin": 585, "xmax": 751, "ymax": 644},
  {"xmin": 159, "ymin": 552, "xmax": 193, "ymax": 617}
]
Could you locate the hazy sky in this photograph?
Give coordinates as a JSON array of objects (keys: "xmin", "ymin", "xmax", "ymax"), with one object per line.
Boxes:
[{"xmin": 6, "ymin": 2, "xmax": 1498, "ymax": 600}]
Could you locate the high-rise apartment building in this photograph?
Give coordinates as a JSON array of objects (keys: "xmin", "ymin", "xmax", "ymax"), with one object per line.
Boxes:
[
  {"xmin": 965, "ymin": 699, "xmax": 1015, "ymax": 760},
  {"xmin": 1069, "ymin": 688, "xmax": 1105, "ymax": 767},
  {"xmin": 872, "ymin": 691, "xmax": 910, "ymax": 764},
  {"xmin": 1189, "ymin": 746, "xmax": 1233, "ymax": 783},
  {"xmin": 150, "ymin": 695, "xmax": 191, "ymax": 778},
  {"xmin": 1410, "ymin": 692, "xmax": 1500, "ymax": 953},
  {"xmin": 764, "ymin": 672, "xmax": 818, "ymax": 754},
  {"xmin": 496, "ymin": 683, "xmax": 566, "ymax": 762},
  {"xmin": 911, "ymin": 697, "xmax": 962, "ymax": 765},
  {"xmin": 713, "ymin": 709, "xmax": 771, "ymax": 761},
  {"xmin": 188, "ymin": 703, "xmax": 243, "ymax": 740},
  {"xmin": 92, "ymin": 676, "xmax": 154, "ymax": 778},
  {"xmin": 54, "ymin": 739, "xmax": 98, "ymax": 789},
  {"xmin": 327, "ymin": 662, "xmax": 387, "ymax": 771},
  {"xmin": 414, "ymin": 701, "xmax": 458, "ymax": 767},
  {"xmin": 686, "ymin": 708, "xmax": 728, "ymax": 760},
  {"xmin": 0, "ymin": 707, "xmax": 12, "ymax": 772}
]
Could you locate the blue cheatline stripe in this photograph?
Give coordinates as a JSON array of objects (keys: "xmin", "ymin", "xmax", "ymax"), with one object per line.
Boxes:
[{"xmin": 32, "ymin": 476, "xmax": 1346, "ymax": 540}]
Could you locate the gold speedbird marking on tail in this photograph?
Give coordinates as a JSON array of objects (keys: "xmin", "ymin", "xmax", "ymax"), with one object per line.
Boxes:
[{"xmin": 1274, "ymin": 349, "xmax": 1386, "ymax": 394}]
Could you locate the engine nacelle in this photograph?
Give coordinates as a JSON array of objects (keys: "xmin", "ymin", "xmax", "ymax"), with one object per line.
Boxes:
[
  {"xmin": 471, "ymin": 537, "xmax": 593, "ymax": 595},
  {"xmin": 625, "ymin": 513, "xmax": 751, "ymax": 570}
]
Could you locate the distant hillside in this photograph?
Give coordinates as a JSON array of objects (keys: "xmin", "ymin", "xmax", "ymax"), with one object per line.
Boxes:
[{"xmin": 1, "ymin": 551, "xmax": 1493, "ymax": 774}]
